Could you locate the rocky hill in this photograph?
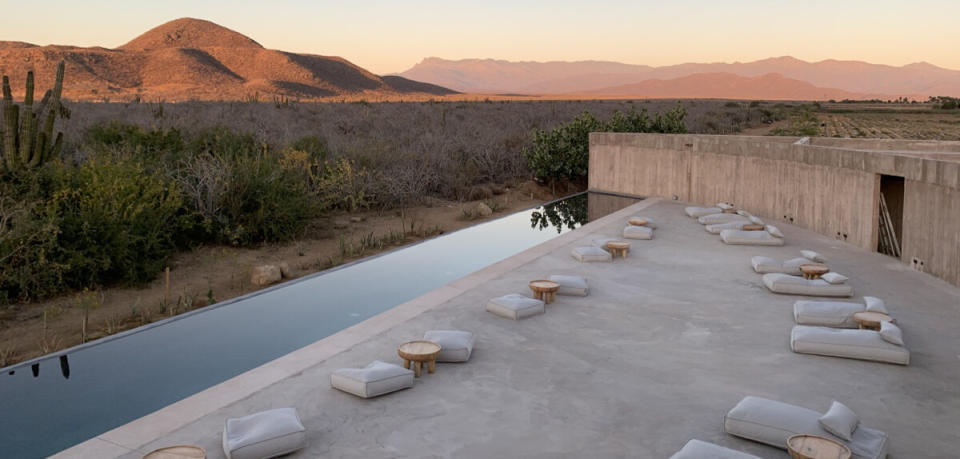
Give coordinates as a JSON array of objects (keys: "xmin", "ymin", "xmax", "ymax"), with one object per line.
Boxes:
[{"xmin": 0, "ymin": 18, "xmax": 456, "ymax": 101}]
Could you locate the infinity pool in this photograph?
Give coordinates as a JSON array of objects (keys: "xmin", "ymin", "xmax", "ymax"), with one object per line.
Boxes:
[{"xmin": 0, "ymin": 192, "xmax": 639, "ymax": 458}]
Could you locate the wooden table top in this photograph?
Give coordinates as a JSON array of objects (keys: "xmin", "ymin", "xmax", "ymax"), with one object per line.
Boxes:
[
  {"xmin": 853, "ymin": 311, "xmax": 893, "ymax": 325},
  {"xmin": 787, "ymin": 434, "xmax": 851, "ymax": 459},
  {"xmin": 742, "ymin": 223, "xmax": 765, "ymax": 231},
  {"xmin": 398, "ymin": 341, "xmax": 441, "ymax": 360},
  {"xmin": 605, "ymin": 240, "xmax": 631, "ymax": 250},
  {"xmin": 628, "ymin": 217, "xmax": 648, "ymax": 226},
  {"xmin": 800, "ymin": 263, "xmax": 830, "ymax": 275},
  {"xmin": 529, "ymin": 280, "xmax": 560, "ymax": 291},
  {"xmin": 143, "ymin": 446, "xmax": 206, "ymax": 459}
]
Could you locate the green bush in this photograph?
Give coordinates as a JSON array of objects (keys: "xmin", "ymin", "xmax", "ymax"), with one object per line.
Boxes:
[
  {"xmin": 522, "ymin": 105, "xmax": 687, "ymax": 184},
  {"xmin": 85, "ymin": 121, "xmax": 185, "ymax": 163}
]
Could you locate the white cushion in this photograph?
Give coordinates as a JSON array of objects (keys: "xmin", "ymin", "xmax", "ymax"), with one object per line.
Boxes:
[
  {"xmin": 879, "ymin": 321, "xmax": 904, "ymax": 346},
  {"xmin": 751, "ymin": 256, "xmax": 811, "ymax": 275},
  {"xmin": 819, "ymin": 401, "xmax": 860, "ymax": 441},
  {"xmin": 793, "ymin": 301, "xmax": 864, "ymax": 328},
  {"xmin": 685, "ymin": 206, "xmax": 721, "ymax": 218},
  {"xmin": 486, "ymin": 294, "xmax": 545, "ymax": 320},
  {"xmin": 330, "ymin": 361, "xmax": 414, "ymax": 398},
  {"xmin": 736, "ymin": 209, "xmax": 752, "ymax": 217},
  {"xmin": 548, "ymin": 274, "xmax": 589, "ymax": 296},
  {"xmin": 821, "ymin": 272, "xmax": 848, "ymax": 285},
  {"xmin": 724, "ymin": 396, "xmax": 889, "ymax": 459},
  {"xmin": 765, "ymin": 224, "xmax": 784, "ymax": 238},
  {"xmin": 623, "ymin": 225, "xmax": 653, "ymax": 240},
  {"xmin": 223, "ymin": 408, "xmax": 306, "ymax": 459},
  {"xmin": 721, "ymin": 230, "xmax": 785, "ymax": 246},
  {"xmin": 717, "ymin": 201, "xmax": 735, "ymax": 210},
  {"xmin": 423, "ymin": 330, "xmax": 475, "ymax": 362},
  {"xmin": 669, "ymin": 439, "xmax": 761, "ymax": 459},
  {"xmin": 748, "ymin": 215, "xmax": 764, "ymax": 225},
  {"xmin": 791, "ymin": 325, "xmax": 910, "ymax": 365},
  {"xmin": 699, "ymin": 213, "xmax": 748, "ymax": 225},
  {"xmin": 800, "ymin": 250, "xmax": 825, "ymax": 263},
  {"xmin": 763, "ymin": 273, "xmax": 852, "ymax": 297},
  {"xmin": 864, "ymin": 296, "xmax": 888, "ymax": 314},
  {"xmin": 572, "ymin": 246, "xmax": 612, "ymax": 262},
  {"xmin": 706, "ymin": 221, "xmax": 749, "ymax": 234}
]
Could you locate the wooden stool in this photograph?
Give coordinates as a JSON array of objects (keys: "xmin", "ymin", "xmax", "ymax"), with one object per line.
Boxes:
[
  {"xmin": 800, "ymin": 263, "xmax": 829, "ymax": 280},
  {"xmin": 787, "ymin": 434, "xmax": 851, "ymax": 459},
  {"xmin": 742, "ymin": 224, "xmax": 764, "ymax": 231},
  {"xmin": 853, "ymin": 311, "xmax": 893, "ymax": 331},
  {"xmin": 628, "ymin": 217, "xmax": 648, "ymax": 226},
  {"xmin": 397, "ymin": 341, "xmax": 441, "ymax": 378},
  {"xmin": 529, "ymin": 280, "xmax": 560, "ymax": 304},
  {"xmin": 605, "ymin": 240, "xmax": 630, "ymax": 259}
]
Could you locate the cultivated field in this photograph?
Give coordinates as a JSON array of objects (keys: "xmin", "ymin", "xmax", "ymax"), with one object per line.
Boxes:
[{"xmin": 818, "ymin": 111, "xmax": 960, "ymax": 140}]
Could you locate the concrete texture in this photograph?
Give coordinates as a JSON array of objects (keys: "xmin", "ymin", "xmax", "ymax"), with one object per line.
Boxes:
[
  {"xmin": 61, "ymin": 200, "xmax": 960, "ymax": 458},
  {"xmin": 589, "ymin": 133, "xmax": 960, "ymax": 288}
]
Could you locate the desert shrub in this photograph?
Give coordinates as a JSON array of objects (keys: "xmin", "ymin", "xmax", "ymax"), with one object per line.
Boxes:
[
  {"xmin": 286, "ymin": 135, "xmax": 329, "ymax": 163},
  {"xmin": 522, "ymin": 105, "xmax": 687, "ymax": 184},
  {"xmin": 0, "ymin": 194, "xmax": 65, "ymax": 303},
  {"xmin": 188, "ymin": 127, "xmax": 262, "ymax": 158},
  {"xmin": 316, "ymin": 157, "xmax": 379, "ymax": 212},
  {"xmin": 84, "ymin": 121, "xmax": 185, "ymax": 163}
]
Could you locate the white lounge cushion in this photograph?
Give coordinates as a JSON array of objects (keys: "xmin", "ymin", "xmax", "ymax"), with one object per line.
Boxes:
[
  {"xmin": 879, "ymin": 321, "xmax": 904, "ymax": 346},
  {"xmin": 623, "ymin": 225, "xmax": 653, "ymax": 240},
  {"xmin": 572, "ymin": 246, "xmax": 612, "ymax": 262},
  {"xmin": 721, "ymin": 230, "xmax": 785, "ymax": 246},
  {"xmin": 724, "ymin": 396, "xmax": 889, "ymax": 459},
  {"xmin": 330, "ymin": 361, "xmax": 414, "ymax": 398},
  {"xmin": 791, "ymin": 325, "xmax": 910, "ymax": 365},
  {"xmin": 736, "ymin": 209, "xmax": 752, "ymax": 217},
  {"xmin": 685, "ymin": 206, "xmax": 722, "ymax": 218},
  {"xmin": 548, "ymin": 274, "xmax": 589, "ymax": 296},
  {"xmin": 763, "ymin": 273, "xmax": 852, "ymax": 297},
  {"xmin": 222, "ymin": 408, "xmax": 306, "ymax": 459},
  {"xmin": 706, "ymin": 220, "xmax": 750, "ymax": 234},
  {"xmin": 864, "ymin": 296, "xmax": 888, "ymax": 314},
  {"xmin": 820, "ymin": 401, "xmax": 860, "ymax": 441},
  {"xmin": 793, "ymin": 300, "xmax": 864, "ymax": 328},
  {"xmin": 423, "ymin": 330, "xmax": 476, "ymax": 362},
  {"xmin": 765, "ymin": 224, "xmax": 784, "ymax": 238},
  {"xmin": 822, "ymin": 272, "xmax": 848, "ymax": 284},
  {"xmin": 800, "ymin": 250, "xmax": 825, "ymax": 263},
  {"xmin": 699, "ymin": 213, "xmax": 749, "ymax": 225},
  {"xmin": 748, "ymin": 215, "xmax": 764, "ymax": 225},
  {"xmin": 751, "ymin": 256, "xmax": 813, "ymax": 275},
  {"xmin": 486, "ymin": 294, "xmax": 545, "ymax": 320},
  {"xmin": 629, "ymin": 216, "xmax": 658, "ymax": 229},
  {"xmin": 717, "ymin": 201, "xmax": 736, "ymax": 210},
  {"xmin": 669, "ymin": 439, "xmax": 761, "ymax": 459}
]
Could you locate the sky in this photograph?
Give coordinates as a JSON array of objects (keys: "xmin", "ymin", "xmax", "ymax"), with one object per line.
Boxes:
[{"xmin": 1, "ymin": 0, "xmax": 958, "ymax": 74}]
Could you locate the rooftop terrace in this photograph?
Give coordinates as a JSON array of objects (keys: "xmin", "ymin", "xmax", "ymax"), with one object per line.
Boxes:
[{"xmin": 59, "ymin": 198, "xmax": 960, "ymax": 458}]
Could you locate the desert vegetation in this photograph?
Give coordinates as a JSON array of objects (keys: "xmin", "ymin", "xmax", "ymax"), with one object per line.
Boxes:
[{"xmin": 769, "ymin": 101, "xmax": 960, "ymax": 140}]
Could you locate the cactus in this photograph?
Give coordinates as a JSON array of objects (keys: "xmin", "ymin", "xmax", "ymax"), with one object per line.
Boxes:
[{"xmin": 0, "ymin": 60, "xmax": 65, "ymax": 173}]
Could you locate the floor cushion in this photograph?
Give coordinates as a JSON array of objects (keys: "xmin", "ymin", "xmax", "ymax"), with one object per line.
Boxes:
[
  {"xmin": 623, "ymin": 225, "xmax": 653, "ymax": 240},
  {"xmin": 707, "ymin": 220, "xmax": 751, "ymax": 234},
  {"xmin": 549, "ymin": 274, "xmax": 589, "ymax": 296},
  {"xmin": 699, "ymin": 213, "xmax": 749, "ymax": 225},
  {"xmin": 721, "ymin": 230, "xmax": 785, "ymax": 246},
  {"xmin": 724, "ymin": 396, "xmax": 889, "ymax": 459},
  {"xmin": 629, "ymin": 215, "xmax": 658, "ymax": 229},
  {"xmin": 791, "ymin": 326, "xmax": 909, "ymax": 365},
  {"xmin": 669, "ymin": 439, "xmax": 761, "ymax": 459},
  {"xmin": 423, "ymin": 330, "xmax": 475, "ymax": 362},
  {"xmin": 793, "ymin": 300, "xmax": 864, "ymax": 328},
  {"xmin": 223, "ymin": 407, "xmax": 307, "ymax": 459},
  {"xmin": 330, "ymin": 361, "xmax": 414, "ymax": 398},
  {"xmin": 572, "ymin": 246, "xmax": 612, "ymax": 262},
  {"xmin": 685, "ymin": 206, "xmax": 722, "ymax": 218},
  {"xmin": 751, "ymin": 256, "xmax": 815, "ymax": 275},
  {"xmin": 486, "ymin": 294, "xmax": 545, "ymax": 320},
  {"xmin": 763, "ymin": 273, "xmax": 852, "ymax": 297}
]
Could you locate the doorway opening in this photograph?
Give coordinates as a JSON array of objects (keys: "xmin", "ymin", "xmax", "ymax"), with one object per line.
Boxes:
[{"xmin": 877, "ymin": 175, "xmax": 904, "ymax": 258}]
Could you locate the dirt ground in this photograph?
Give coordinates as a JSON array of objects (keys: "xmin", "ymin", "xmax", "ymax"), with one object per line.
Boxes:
[{"xmin": 0, "ymin": 182, "xmax": 564, "ymax": 368}]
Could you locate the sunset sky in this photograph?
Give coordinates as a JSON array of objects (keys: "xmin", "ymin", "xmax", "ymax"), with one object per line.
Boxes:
[{"xmin": 2, "ymin": 0, "xmax": 958, "ymax": 74}]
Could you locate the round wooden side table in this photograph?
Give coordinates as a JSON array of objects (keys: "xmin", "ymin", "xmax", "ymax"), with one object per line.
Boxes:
[
  {"xmin": 853, "ymin": 311, "xmax": 893, "ymax": 330},
  {"xmin": 628, "ymin": 217, "xmax": 648, "ymax": 226},
  {"xmin": 742, "ymin": 223, "xmax": 765, "ymax": 231},
  {"xmin": 529, "ymin": 279, "xmax": 560, "ymax": 304},
  {"xmin": 800, "ymin": 263, "xmax": 830, "ymax": 280},
  {"xmin": 605, "ymin": 240, "xmax": 630, "ymax": 259},
  {"xmin": 787, "ymin": 434, "xmax": 851, "ymax": 459},
  {"xmin": 398, "ymin": 340, "xmax": 441, "ymax": 378}
]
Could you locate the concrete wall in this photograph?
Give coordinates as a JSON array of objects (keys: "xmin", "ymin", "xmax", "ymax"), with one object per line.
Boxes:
[{"xmin": 589, "ymin": 133, "xmax": 960, "ymax": 286}]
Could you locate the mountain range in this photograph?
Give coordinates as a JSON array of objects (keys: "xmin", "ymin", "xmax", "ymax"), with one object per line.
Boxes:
[
  {"xmin": 398, "ymin": 57, "xmax": 960, "ymax": 99},
  {"xmin": 0, "ymin": 18, "xmax": 456, "ymax": 101}
]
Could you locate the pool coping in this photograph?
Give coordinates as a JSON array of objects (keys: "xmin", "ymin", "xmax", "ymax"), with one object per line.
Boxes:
[{"xmin": 53, "ymin": 197, "xmax": 661, "ymax": 458}]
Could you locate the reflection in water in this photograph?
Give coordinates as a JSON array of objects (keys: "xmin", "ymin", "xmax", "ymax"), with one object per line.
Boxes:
[
  {"xmin": 530, "ymin": 193, "xmax": 588, "ymax": 233},
  {"xmin": 31, "ymin": 363, "xmax": 38, "ymax": 378},
  {"xmin": 60, "ymin": 355, "xmax": 71, "ymax": 379}
]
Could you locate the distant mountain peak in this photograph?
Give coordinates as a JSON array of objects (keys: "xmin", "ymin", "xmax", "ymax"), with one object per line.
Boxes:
[{"xmin": 120, "ymin": 17, "xmax": 264, "ymax": 51}]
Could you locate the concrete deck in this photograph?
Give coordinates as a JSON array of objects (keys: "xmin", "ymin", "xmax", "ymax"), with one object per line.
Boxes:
[{"xmin": 59, "ymin": 199, "xmax": 960, "ymax": 458}]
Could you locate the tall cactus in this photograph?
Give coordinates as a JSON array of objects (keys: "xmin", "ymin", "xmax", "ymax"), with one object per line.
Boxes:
[{"xmin": 0, "ymin": 60, "xmax": 65, "ymax": 173}]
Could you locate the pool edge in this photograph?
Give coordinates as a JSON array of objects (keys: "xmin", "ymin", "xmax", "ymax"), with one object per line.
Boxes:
[{"xmin": 52, "ymin": 197, "xmax": 661, "ymax": 458}]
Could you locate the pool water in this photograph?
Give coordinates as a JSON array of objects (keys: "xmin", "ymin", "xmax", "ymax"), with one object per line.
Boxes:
[{"xmin": 0, "ymin": 192, "xmax": 639, "ymax": 458}]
